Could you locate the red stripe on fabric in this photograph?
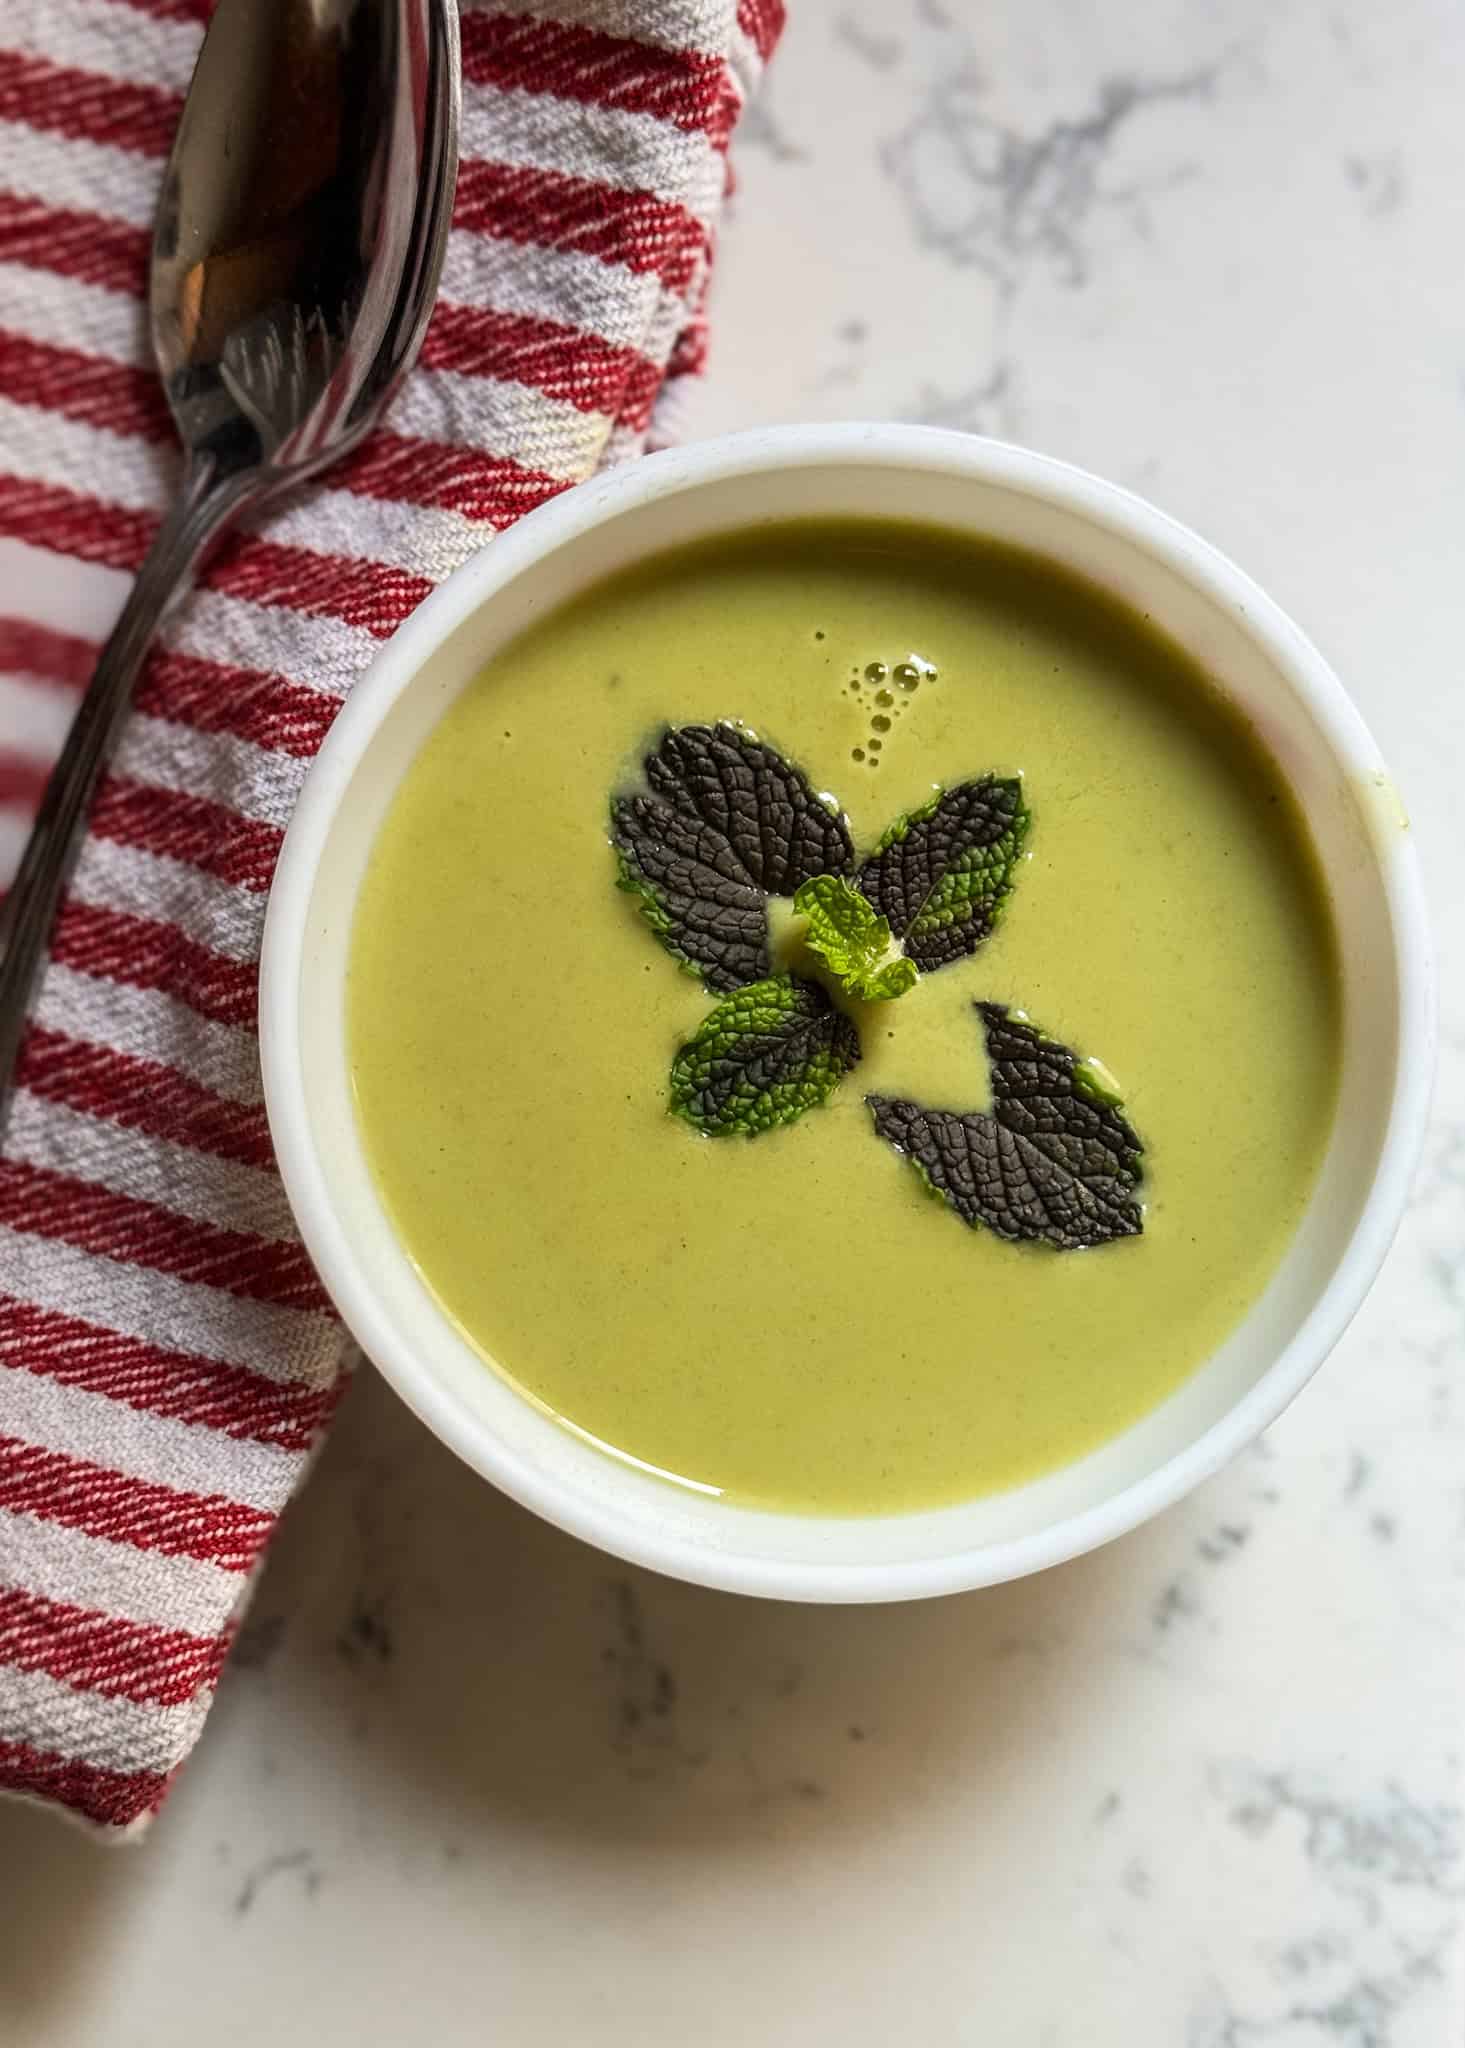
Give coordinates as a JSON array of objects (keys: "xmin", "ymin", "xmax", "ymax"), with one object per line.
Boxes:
[
  {"xmin": 737, "ymin": 0, "xmax": 786, "ymax": 61},
  {"xmin": 0, "ymin": 51, "xmax": 181, "ymax": 158},
  {"xmin": 665, "ymin": 318, "xmax": 709, "ymax": 383},
  {"xmin": 124, "ymin": 763, "xmax": 280, "ymax": 872},
  {"xmin": 48, "ymin": 900, "xmax": 257, "ymax": 1029},
  {"xmin": 0, "ymin": 1433, "xmax": 272, "ymax": 1568},
  {"xmin": 0, "ymin": 1297, "xmax": 341, "ymax": 1453},
  {"xmin": 137, "ymin": 648, "xmax": 339, "ymax": 759},
  {"xmin": 454, "ymin": 160, "xmax": 707, "ymax": 294},
  {"xmin": 0, "ymin": 617, "xmax": 95, "ymax": 691},
  {"xmin": 106, "ymin": 0, "xmax": 210, "ymax": 22},
  {"xmin": 15, "ymin": 1029, "xmax": 276, "ymax": 1171},
  {"xmin": 0, "ymin": 752, "xmax": 47, "ymax": 810},
  {"xmin": 0, "ymin": 474, "xmax": 152, "ymax": 575},
  {"xmin": 0, "ymin": 329, "xmax": 173, "ymax": 444},
  {"xmin": 0, "ymin": 1161, "xmax": 332, "ymax": 1315},
  {"xmin": 460, "ymin": 12, "xmax": 737, "ymax": 146},
  {"xmin": 201, "ymin": 530, "xmax": 432, "ymax": 637},
  {"xmin": 423, "ymin": 302, "xmax": 663, "ymax": 427},
  {"xmin": 87, "ymin": 778, "xmax": 283, "ymax": 894},
  {"xmin": 0, "ymin": 1736, "xmax": 168, "ymax": 1830},
  {"xmin": 0, "ymin": 1584, "xmax": 224, "ymax": 1709},
  {"xmin": 334, "ymin": 429, "xmax": 566, "ymax": 526},
  {"xmin": 0, "ymin": 476, "xmax": 430, "ymax": 635},
  {"xmin": 0, "ymin": 193, "xmax": 147, "ymax": 297}
]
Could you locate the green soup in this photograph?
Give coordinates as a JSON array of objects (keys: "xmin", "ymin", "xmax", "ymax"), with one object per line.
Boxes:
[{"xmin": 347, "ymin": 522, "xmax": 1342, "ymax": 1514}]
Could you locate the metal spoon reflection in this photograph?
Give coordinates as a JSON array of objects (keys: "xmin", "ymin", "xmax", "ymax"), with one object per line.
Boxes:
[{"xmin": 0, "ymin": 0, "xmax": 461, "ymax": 1111}]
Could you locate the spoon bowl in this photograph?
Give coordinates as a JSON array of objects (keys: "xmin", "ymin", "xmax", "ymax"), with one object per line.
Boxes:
[{"xmin": 151, "ymin": 0, "xmax": 459, "ymax": 478}]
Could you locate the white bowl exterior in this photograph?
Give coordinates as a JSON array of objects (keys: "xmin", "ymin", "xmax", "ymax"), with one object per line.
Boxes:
[{"xmin": 260, "ymin": 426, "xmax": 1434, "ymax": 1602}]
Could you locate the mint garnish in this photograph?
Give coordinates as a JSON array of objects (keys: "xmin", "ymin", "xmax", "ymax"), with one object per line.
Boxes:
[
  {"xmin": 670, "ymin": 974, "xmax": 860, "ymax": 1136},
  {"xmin": 856, "ymin": 777, "xmax": 1029, "ymax": 972},
  {"xmin": 793, "ymin": 875, "xmax": 919, "ymax": 1002},
  {"xmin": 612, "ymin": 723, "xmax": 855, "ymax": 992},
  {"xmin": 608, "ymin": 725, "xmax": 1143, "ymax": 1247},
  {"xmin": 868, "ymin": 1003, "xmax": 1144, "ymax": 1248}
]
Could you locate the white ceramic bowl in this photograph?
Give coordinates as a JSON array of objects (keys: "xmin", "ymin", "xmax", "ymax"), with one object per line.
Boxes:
[{"xmin": 260, "ymin": 424, "xmax": 1433, "ymax": 1603}]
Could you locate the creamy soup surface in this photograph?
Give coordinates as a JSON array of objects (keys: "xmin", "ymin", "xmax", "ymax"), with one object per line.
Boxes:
[{"xmin": 348, "ymin": 523, "xmax": 1342, "ymax": 1514}]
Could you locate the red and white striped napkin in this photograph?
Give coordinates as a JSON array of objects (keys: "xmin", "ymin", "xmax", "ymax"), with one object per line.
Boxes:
[{"xmin": 0, "ymin": 0, "xmax": 783, "ymax": 1836}]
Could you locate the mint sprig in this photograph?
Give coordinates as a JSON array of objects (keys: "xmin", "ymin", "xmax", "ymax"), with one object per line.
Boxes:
[
  {"xmin": 608, "ymin": 725, "xmax": 1143, "ymax": 1248},
  {"xmin": 670, "ymin": 974, "xmax": 859, "ymax": 1136},
  {"xmin": 793, "ymin": 875, "xmax": 918, "ymax": 1002}
]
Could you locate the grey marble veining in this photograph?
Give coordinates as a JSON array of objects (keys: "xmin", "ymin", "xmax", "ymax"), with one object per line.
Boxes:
[{"xmin": 2, "ymin": 1, "xmax": 1463, "ymax": 2042}]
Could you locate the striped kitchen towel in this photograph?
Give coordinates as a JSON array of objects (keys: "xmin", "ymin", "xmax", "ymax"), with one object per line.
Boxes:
[{"xmin": 0, "ymin": 0, "xmax": 783, "ymax": 1835}]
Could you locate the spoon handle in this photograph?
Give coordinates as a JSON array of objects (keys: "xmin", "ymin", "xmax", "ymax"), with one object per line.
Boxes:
[{"xmin": 0, "ymin": 463, "xmax": 246, "ymax": 1110}]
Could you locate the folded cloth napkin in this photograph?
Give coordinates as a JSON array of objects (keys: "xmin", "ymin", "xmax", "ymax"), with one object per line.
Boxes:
[{"xmin": 0, "ymin": 0, "xmax": 783, "ymax": 1836}]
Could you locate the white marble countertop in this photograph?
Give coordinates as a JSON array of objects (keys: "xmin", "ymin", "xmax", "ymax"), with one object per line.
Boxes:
[{"xmin": 5, "ymin": 1, "xmax": 1464, "ymax": 2041}]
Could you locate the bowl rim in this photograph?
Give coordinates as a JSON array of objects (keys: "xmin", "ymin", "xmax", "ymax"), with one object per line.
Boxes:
[{"xmin": 259, "ymin": 422, "xmax": 1435, "ymax": 1602}]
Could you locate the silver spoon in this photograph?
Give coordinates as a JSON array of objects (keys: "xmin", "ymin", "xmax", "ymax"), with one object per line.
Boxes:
[{"xmin": 0, "ymin": 0, "xmax": 460, "ymax": 1103}]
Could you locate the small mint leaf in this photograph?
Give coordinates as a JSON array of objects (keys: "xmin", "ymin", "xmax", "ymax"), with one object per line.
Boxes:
[
  {"xmin": 612, "ymin": 724, "xmax": 856, "ymax": 992},
  {"xmin": 670, "ymin": 973, "xmax": 860, "ymax": 1136},
  {"xmin": 867, "ymin": 1003, "xmax": 1143, "ymax": 1249},
  {"xmin": 861, "ymin": 956, "xmax": 922, "ymax": 1001},
  {"xmin": 793, "ymin": 874, "xmax": 918, "ymax": 1003},
  {"xmin": 857, "ymin": 777, "xmax": 1030, "ymax": 972}
]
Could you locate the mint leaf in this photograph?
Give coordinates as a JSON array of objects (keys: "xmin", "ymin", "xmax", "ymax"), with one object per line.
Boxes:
[
  {"xmin": 856, "ymin": 777, "xmax": 1029, "ymax": 973},
  {"xmin": 648, "ymin": 725, "xmax": 856, "ymax": 894},
  {"xmin": 612, "ymin": 725, "xmax": 855, "ymax": 993},
  {"xmin": 671, "ymin": 973, "xmax": 860, "ymax": 1136},
  {"xmin": 793, "ymin": 875, "xmax": 919, "ymax": 1002},
  {"xmin": 867, "ymin": 1002, "xmax": 1143, "ymax": 1248},
  {"xmin": 611, "ymin": 821, "xmax": 766, "ymax": 992}
]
